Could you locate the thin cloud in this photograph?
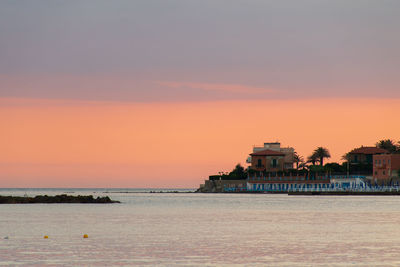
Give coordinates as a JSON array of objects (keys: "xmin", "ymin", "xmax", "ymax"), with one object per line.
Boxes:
[{"xmin": 157, "ymin": 81, "xmax": 276, "ymax": 94}]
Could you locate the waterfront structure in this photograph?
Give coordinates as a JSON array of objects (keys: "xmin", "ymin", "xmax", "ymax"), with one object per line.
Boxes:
[
  {"xmin": 247, "ymin": 174, "xmax": 330, "ymax": 192},
  {"xmin": 247, "ymin": 142, "xmax": 295, "ymax": 172},
  {"xmin": 330, "ymin": 175, "xmax": 367, "ymax": 189},
  {"xmin": 199, "ymin": 179, "xmax": 247, "ymax": 193},
  {"xmin": 200, "ymin": 172, "xmax": 378, "ymax": 193},
  {"xmin": 348, "ymin": 146, "xmax": 388, "ymax": 164},
  {"xmin": 245, "ymin": 174, "xmax": 369, "ymax": 192},
  {"xmin": 373, "ymin": 154, "xmax": 400, "ymax": 185}
]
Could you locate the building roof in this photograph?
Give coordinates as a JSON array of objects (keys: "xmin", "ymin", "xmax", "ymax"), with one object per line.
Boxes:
[
  {"xmin": 349, "ymin": 146, "xmax": 388, "ymax": 155},
  {"xmin": 250, "ymin": 149, "xmax": 285, "ymax": 156}
]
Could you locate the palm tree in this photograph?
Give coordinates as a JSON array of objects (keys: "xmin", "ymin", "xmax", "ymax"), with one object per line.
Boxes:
[
  {"xmin": 376, "ymin": 139, "xmax": 398, "ymax": 153},
  {"xmin": 312, "ymin": 147, "xmax": 331, "ymax": 166},
  {"xmin": 298, "ymin": 162, "xmax": 307, "ymax": 170},
  {"xmin": 307, "ymin": 154, "xmax": 319, "ymax": 166},
  {"xmin": 293, "ymin": 152, "xmax": 304, "ymax": 170}
]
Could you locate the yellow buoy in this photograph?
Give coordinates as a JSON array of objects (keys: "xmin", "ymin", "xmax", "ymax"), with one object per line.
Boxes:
[
  {"xmin": 44, "ymin": 235, "xmax": 48, "ymax": 239},
  {"xmin": 83, "ymin": 234, "xmax": 88, "ymax": 238}
]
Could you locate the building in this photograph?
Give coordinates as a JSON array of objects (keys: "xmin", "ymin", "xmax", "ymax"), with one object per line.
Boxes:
[
  {"xmin": 373, "ymin": 154, "xmax": 400, "ymax": 185},
  {"xmin": 247, "ymin": 142, "xmax": 295, "ymax": 172},
  {"xmin": 249, "ymin": 149, "xmax": 285, "ymax": 172},
  {"xmin": 348, "ymin": 146, "xmax": 388, "ymax": 164}
]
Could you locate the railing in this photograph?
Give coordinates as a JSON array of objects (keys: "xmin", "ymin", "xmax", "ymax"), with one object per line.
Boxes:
[
  {"xmin": 330, "ymin": 175, "xmax": 367, "ymax": 179},
  {"xmin": 288, "ymin": 186, "xmax": 400, "ymax": 193},
  {"xmin": 244, "ymin": 184, "xmax": 400, "ymax": 193},
  {"xmin": 248, "ymin": 176, "xmax": 330, "ymax": 182},
  {"xmin": 249, "ymin": 175, "xmax": 367, "ymax": 181}
]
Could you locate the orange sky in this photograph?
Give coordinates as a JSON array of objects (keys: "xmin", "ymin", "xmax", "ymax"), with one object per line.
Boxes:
[{"xmin": 1, "ymin": 97, "xmax": 400, "ymax": 188}]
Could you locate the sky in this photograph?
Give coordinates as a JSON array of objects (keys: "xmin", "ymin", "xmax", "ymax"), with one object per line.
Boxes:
[{"xmin": 1, "ymin": 1, "xmax": 400, "ymax": 187}]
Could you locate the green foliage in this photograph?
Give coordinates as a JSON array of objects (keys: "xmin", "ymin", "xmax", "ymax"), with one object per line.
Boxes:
[
  {"xmin": 209, "ymin": 175, "xmax": 221, "ymax": 181},
  {"xmin": 341, "ymin": 153, "xmax": 350, "ymax": 161},
  {"xmin": 312, "ymin": 147, "xmax": 331, "ymax": 166},
  {"xmin": 228, "ymin": 163, "xmax": 247, "ymax": 180},
  {"xmin": 324, "ymin": 163, "xmax": 345, "ymax": 173},
  {"xmin": 376, "ymin": 139, "xmax": 399, "ymax": 153},
  {"xmin": 307, "ymin": 154, "xmax": 319, "ymax": 165},
  {"xmin": 309, "ymin": 165, "xmax": 324, "ymax": 172},
  {"xmin": 210, "ymin": 163, "xmax": 248, "ymax": 180},
  {"xmin": 293, "ymin": 151, "xmax": 304, "ymax": 169}
]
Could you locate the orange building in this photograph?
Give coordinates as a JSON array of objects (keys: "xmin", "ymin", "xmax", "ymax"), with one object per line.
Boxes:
[
  {"xmin": 248, "ymin": 142, "xmax": 295, "ymax": 172},
  {"xmin": 373, "ymin": 154, "xmax": 400, "ymax": 185},
  {"xmin": 249, "ymin": 149, "xmax": 286, "ymax": 172}
]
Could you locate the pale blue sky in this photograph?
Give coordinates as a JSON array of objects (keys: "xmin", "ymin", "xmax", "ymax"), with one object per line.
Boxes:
[{"xmin": 1, "ymin": 0, "xmax": 399, "ymax": 101}]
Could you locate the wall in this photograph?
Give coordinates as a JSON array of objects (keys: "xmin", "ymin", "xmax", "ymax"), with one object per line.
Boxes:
[
  {"xmin": 250, "ymin": 156, "xmax": 284, "ymax": 171},
  {"xmin": 373, "ymin": 154, "xmax": 400, "ymax": 184}
]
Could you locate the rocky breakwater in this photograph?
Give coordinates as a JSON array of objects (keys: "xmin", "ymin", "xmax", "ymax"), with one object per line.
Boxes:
[{"xmin": 0, "ymin": 194, "xmax": 120, "ymax": 204}]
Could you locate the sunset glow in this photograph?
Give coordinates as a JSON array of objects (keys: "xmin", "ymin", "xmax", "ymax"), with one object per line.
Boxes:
[{"xmin": 2, "ymin": 97, "xmax": 399, "ymax": 188}]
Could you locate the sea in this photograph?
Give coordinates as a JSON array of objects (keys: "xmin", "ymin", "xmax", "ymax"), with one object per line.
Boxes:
[{"xmin": 1, "ymin": 188, "xmax": 400, "ymax": 266}]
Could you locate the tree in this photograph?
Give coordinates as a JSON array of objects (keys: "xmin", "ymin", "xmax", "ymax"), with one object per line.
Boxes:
[
  {"xmin": 341, "ymin": 153, "xmax": 351, "ymax": 177},
  {"xmin": 293, "ymin": 152, "xmax": 304, "ymax": 170},
  {"xmin": 341, "ymin": 153, "xmax": 350, "ymax": 162},
  {"xmin": 376, "ymin": 139, "xmax": 399, "ymax": 153},
  {"xmin": 229, "ymin": 163, "xmax": 247, "ymax": 180},
  {"xmin": 312, "ymin": 147, "xmax": 331, "ymax": 166},
  {"xmin": 307, "ymin": 154, "xmax": 319, "ymax": 166},
  {"xmin": 324, "ymin": 163, "xmax": 345, "ymax": 173},
  {"xmin": 298, "ymin": 162, "xmax": 307, "ymax": 170}
]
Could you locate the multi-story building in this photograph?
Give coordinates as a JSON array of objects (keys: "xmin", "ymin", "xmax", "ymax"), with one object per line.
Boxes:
[
  {"xmin": 248, "ymin": 142, "xmax": 295, "ymax": 172},
  {"xmin": 373, "ymin": 154, "xmax": 400, "ymax": 185},
  {"xmin": 348, "ymin": 146, "xmax": 388, "ymax": 164}
]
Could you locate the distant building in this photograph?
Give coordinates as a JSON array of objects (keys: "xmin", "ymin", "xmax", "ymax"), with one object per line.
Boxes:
[
  {"xmin": 348, "ymin": 146, "xmax": 388, "ymax": 164},
  {"xmin": 373, "ymin": 154, "xmax": 400, "ymax": 185},
  {"xmin": 248, "ymin": 142, "xmax": 295, "ymax": 172}
]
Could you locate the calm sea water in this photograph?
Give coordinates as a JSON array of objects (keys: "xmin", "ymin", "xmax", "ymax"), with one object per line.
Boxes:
[{"xmin": 1, "ymin": 188, "xmax": 400, "ymax": 266}]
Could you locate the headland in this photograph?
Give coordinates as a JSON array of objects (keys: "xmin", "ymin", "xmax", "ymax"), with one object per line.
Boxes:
[{"xmin": 0, "ymin": 194, "xmax": 120, "ymax": 204}]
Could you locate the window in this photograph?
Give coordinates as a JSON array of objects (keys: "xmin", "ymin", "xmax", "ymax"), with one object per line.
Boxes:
[
  {"xmin": 383, "ymin": 159, "xmax": 386, "ymax": 164},
  {"xmin": 383, "ymin": 171, "xmax": 386, "ymax": 175},
  {"xmin": 271, "ymin": 159, "xmax": 277, "ymax": 168},
  {"xmin": 375, "ymin": 159, "xmax": 378, "ymax": 165},
  {"xmin": 354, "ymin": 155, "xmax": 358, "ymax": 163},
  {"xmin": 257, "ymin": 159, "xmax": 262, "ymax": 167},
  {"xmin": 389, "ymin": 159, "xmax": 391, "ymax": 164},
  {"xmin": 375, "ymin": 171, "xmax": 377, "ymax": 175}
]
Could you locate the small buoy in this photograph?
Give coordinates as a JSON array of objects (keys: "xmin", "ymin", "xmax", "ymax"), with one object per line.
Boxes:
[
  {"xmin": 4, "ymin": 236, "xmax": 9, "ymax": 239},
  {"xmin": 83, "ymin": 234, "xmax": 88, "ymax": 238},
  {"xmin": 44, "ymin": 235, "xmax": 48, "ymax": 239}
]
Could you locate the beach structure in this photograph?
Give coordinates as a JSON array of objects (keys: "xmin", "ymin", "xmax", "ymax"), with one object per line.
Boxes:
[
  {"xmin": 246, "ymin": 174, "xmax": 330, "ymax": 192},
  {"xmin": 330, "ymin": 175, "xmax": 368, "ymax": 189},
  {"xmin": 247, "ymin": 142, "xmax": 295, "ymax": 172},
  {"xmin": 373, "ymin": 154, "xmax": 400, "ymax": 185},
  {"xmin": 244, "ymin": 174, "xmax": 370, "ymax": 192},
  {"xmin": 249, "ymin": 172, "xmax": 379, "ymax": 191}
]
